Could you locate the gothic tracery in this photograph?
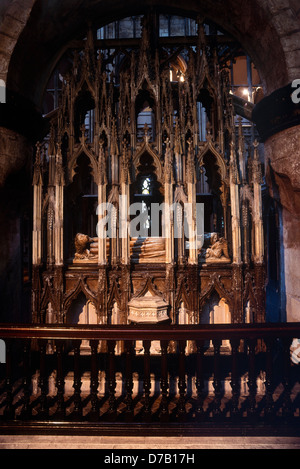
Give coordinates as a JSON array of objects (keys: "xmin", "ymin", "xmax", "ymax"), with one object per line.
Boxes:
[{"xmin": 32, "ymin": 12, "xmax": 266, "ymax": 327}]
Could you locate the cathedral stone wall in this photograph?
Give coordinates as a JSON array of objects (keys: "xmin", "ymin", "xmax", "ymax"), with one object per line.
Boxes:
[{"xmin": 0, "ymin": 127, "xmax": 32, "ymax": 322}]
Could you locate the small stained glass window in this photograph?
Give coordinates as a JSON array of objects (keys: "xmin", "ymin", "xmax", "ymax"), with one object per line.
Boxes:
[{"xmin": 142, "ymin": 177, "xmax": 151, "ymax": 195}]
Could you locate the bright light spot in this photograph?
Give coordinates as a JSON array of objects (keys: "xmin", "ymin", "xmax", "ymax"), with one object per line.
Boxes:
[{"xmin": 142, "ymin": 177, "xmax": 151, "ymax": 195}]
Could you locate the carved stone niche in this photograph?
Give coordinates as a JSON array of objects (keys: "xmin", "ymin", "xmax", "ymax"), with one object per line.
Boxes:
[{"xmin": 128, "ymin": 290, "xmax": 169, "ymax": 324}]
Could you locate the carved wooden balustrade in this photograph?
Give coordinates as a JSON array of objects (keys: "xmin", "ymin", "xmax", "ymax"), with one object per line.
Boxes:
[{"xmin": 0, "ymin": 323, "xmax": 299, "ymax": 434}]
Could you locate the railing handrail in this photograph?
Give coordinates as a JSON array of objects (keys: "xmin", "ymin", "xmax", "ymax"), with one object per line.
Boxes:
[{"xmin": 0, "ymin": 322, "xmax": 299, "ymax": 341}]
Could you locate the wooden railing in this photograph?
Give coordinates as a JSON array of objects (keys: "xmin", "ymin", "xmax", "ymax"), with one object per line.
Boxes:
[{"xmin": 0, "ymin": 323, "xmax": 299, "ymax": 434}]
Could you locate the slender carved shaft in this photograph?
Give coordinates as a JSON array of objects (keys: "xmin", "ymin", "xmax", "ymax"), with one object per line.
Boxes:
[
  {"xmin": 90, "ymin": 340, "xmax": 99, "ymax": 421},
  {"xmin": 160, "ymin": 340, "xmax": 169, "ymax": 422},
  {"xmin": 230, "ymin": 339, "xmax": 240, "ymax": 420},
  {"xmin": 177, "ymin": 340, "xmax": 187, "ymax": 421},
  {"xmin": 124, "ymin": 340, "xmax": 134, "ymax": 421},
  {"xmin": 247, "ymin": 339, "xmax": 257, "ymax": 419},
  {"xmin": 195, "ymin": 340, "xmax": 205, "ymax": 420},
  {"xmin": 265, "ymin": 338, "xmax": 274, "ymax": 420},
  {"xmin": 20, "ymin": 340, "xmax": 32, "ymax": 420},
  {"xmin": 38, "ymin": 340, "xmax": 49, "ymax": 419},
  {"xmin": 107, "ymin": 340, "xmax": 117, "ymax": 420},
  {"xmin": 212, "ymin": 340, "xmax": 222, "ymax": 419},
  {"xmin": 72, "ymin": 340, "xmax": 82, "ymax": 419},
  {"xmin": 143, "ymin": 340, "xmax": 152, "ymax": 421},
  {"xmin": 55, "ymin": 341, "xmax": 65, "ymax": 419}
]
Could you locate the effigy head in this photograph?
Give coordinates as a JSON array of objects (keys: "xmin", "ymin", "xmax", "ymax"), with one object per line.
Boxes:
[{"xmin": 74, "ymin": 233, "xmax": 91, "ymax": 257}]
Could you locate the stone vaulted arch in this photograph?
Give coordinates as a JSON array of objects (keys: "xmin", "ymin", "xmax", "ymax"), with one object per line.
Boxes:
[{"xmin": 2, "ymin": 0, "xmax": 299, "ymax": 112}]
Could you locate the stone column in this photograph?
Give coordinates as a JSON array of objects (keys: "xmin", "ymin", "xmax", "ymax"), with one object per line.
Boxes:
[
  {"xmin": 110, "ymin": 119, "xmax": 120, "ymax": 265},
  {"xmin": 54, "ymin": 183, "xmax": 64, "ymax": 265},
  {"xmin": 230, "ymin": 141, "xmax": 242, "ymax": 265},
  {"xmin": 120, "ymin": 140, "xmax": 130, "ymax": 265},
  {"xmin": 186, "ymin": 140, "xmax": 197, "ymax": 265},
  {"xmin": 54, "ymin": 144, "xmax": 65, "ymax": 266},
  {"xmin": 174, "ymin": 122, "xmax": 185, "ymax": 264},
  {"xmin": 252, "ymin": 81, "xmax": 300, "ymax": 323},
  {"xmin": 97, "ymin": 140, "xmax": 107, "ymax": 266},
  {"xmin": 230, "ymin": 116, "xmax": 243, "ymax": 323},
  {"xmin": 264, "ymin": 125, "xmax": 300, "ymax": 322},
  {"xmin": 252, "ymin": 140, "xmax": 264, "ymax": 265},
  {"xmin": 98, "ymin": 184, "xmax": 107, "ymax": 265},
  {"xmin": 174, "ymin": 119, "xmax": 183, "ymax": 184},
  {"xmin": 252, "ymin": 141, "xmax": 266, "ymax": 323},
  {"xmin": 47, "ymin": 153, "xmax": 56, "ymax": 266},
  {"xmin": 164, "ymin": 139, "xmax": 174, "ymax": 264},
  {"xmin": 32, "ymin": 143, "xmax": 43, "ymax": 266}
]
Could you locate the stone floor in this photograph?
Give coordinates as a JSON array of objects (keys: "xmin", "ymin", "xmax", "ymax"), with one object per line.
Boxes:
[{"xmin": 0, "ymin": 435, "xmax": 300, "ymax": 449}]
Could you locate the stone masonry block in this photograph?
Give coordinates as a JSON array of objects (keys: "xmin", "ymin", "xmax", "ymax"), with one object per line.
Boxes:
[
  {"xmin": 267, "ymin": 0, "xmax": 290, "ymax": 15},
  {"xmin": 285, "ymin": 48, "xmax": 300, "ymax": 69},
  {"xmin": 272, "ymin": 8, "xmax": 300, "ymax": 36}
]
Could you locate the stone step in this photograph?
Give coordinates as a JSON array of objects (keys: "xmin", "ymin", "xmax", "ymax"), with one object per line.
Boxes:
[{"xmin": 0, "ymin": 435, "xmax": 299, "ymax": 449}]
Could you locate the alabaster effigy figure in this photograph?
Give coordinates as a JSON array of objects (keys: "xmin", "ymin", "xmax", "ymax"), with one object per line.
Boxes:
[
  {"xmin": 74, "ymin": 233, "xmax": 95, "ymax": 260},
  {"xmin": 205, "ymin": 233, "xmax": 230, "ymax": 263},
  {"xmin": 130, "ymin": 237, "xmax": 166, "ymax": 263}
]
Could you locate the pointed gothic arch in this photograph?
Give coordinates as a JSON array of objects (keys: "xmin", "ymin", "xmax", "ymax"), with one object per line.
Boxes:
[
  {"xmin": 199, "ymin": 275, "xmax": 233, "ymax": 315},
  {"xmin": 133, "ymin": 144, "xmax": 163, "ymax": 183},
  {"xmin": 175, "ymin": 279, "xmax": 192, "ymax": 313},
  {"xmin": 63, "ymin": 276, "xmax": 97, "ymax": 318},
  {"xmin": 198, "ymin": 140, "xmax": 228, "ymax": 184},
  {"xmin": 68, "ymin": 147, "xmax": 98, "ymax": 184}
]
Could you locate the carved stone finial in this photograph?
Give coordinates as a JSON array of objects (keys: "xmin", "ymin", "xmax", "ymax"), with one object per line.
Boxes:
[
  {"xmin": 252, "ymin": 140, "xmax": 262, "ymax": 184},
  {"xmin": 33, "ymin": 142, "xmax": 43, "ymax": 186},
  {"xmin": 253, "ymin": 139, "xmax": 260, "ymax": 156},
  {"xmin": 99, "ymin": 138, "xmax": 105, "ymax": 150},
  {"xmin": 206, "ymin": 121, "xmax": 213, "ymax": 141},
  {"xmin": 98, "ymin": 139, "xmax": 107, "ymax": 185},
  {"xmin": 36, "ymin": 141, "xmax": 42, "ymax": 157},
  {"xmin": 187, "ymin": 137, "xmax": 193, "ymax": 149},
  {"xmin": 110, "ymin": 118, "xmax": 119, "ymax": 156},
  {"xmin": 164, "ymin": 138, "xmax": 173, "ymax": 184},
  {"xmin": 121, "ymin": 139, "xmax": 131, "ymax": 184},
  {"xmin": 186, "ymin": 139, "xmax": 196, "ymax": 184},
  {"xmin": 143, "ymin": 123, "xmax": 150, "ymax": 141},
  {"xmin": 55, "ymin": 142, "xmax": 65, "ymax": 186},
  {"xmin": 48, "ymin": 124, "xmax": 56, "ymax": 156},
  {"xmin": 80, "ymin": 123, "xmax": 87, "ymax": 145},
  {"xmin": 229, "ymin": 138, "xmax": 241, "ymax": 185},
  {"xmin": 174, "ymin": 118, "xmax": 182, "ymax": 155}
]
